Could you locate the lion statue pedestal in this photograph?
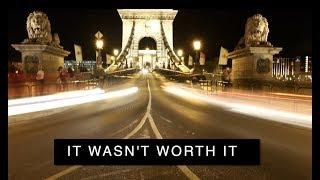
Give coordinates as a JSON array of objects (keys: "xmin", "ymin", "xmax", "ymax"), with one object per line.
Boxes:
[
  {"xmin": 12, "ymin": 44, "xmax": 70, "ymax": 81},
  {"xmin": 11, "ymin": 11, "xmax": 70, "ymax": 82},
  {"xmin": 229, "ymin": 47, "xmax": 282, "ymax": 87},
  {"xmin": 228, "ymin": 14, "xmax": 282, "ymax": 88}
]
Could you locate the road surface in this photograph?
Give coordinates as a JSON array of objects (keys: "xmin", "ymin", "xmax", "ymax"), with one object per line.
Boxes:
[{"xmin": 9, "ymin": 72, "xmax": 311, "ymax": 180}]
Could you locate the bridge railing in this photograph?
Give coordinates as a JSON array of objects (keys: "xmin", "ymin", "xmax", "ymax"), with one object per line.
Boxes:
[
  {"xmin": 154, "ymin": 68, "xmax": 192, "ymax": 82},
  {"xmin": 104, "ymin": 68, "xmax": 139, "ymax": 87},
  {"xmin": 8, "ymin": 79, "xmax": 100, "ymax": 99},
  {"xmin": 156, "ymin": 68, "xmax": 312, "ymax": 95},
  {"xmin": 106, "ymin": 68, "xmax": 138, "ymax": 76}
]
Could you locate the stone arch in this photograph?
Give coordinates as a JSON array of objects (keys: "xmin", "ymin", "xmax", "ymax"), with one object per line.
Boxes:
[
  {"xmin": 132, "ymin": 32, "xmax": 164, "ymax": 60},
  {"xmin": 138, "ymin": 36, "xmax": 157, "ymax": 50}
]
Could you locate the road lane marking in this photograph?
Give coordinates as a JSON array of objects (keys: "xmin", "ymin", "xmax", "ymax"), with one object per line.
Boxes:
[
  {"xmin": 45, "ymin": 79, "xmax": 149, "ymax": 180},
  {"xmin": 45, "ymin": 165, "xmax": 82, "ymax": 180},
  {"xmin": 45, "ymin": 76, "xmax": 200, "ymax": 180},
  {"xmin": 146, "ymin": 78, "xmax": 200, "ymax": 180},
  {"xmin": 110, "ymin": 116, "xmax": 140, "ymax": 137},
  {"xmin": 148, "ymin": 113, "xmax": 163, "ymax": 139},
  {"xmin": 45, "ymin": 111, "xmax": 147, "ymax": 180},
  {"xmin": 159, "ymin": 114, "xmax": 173, "ymax": 123},
  {"xmin": 124, "ymin": 112, "xmax": 148, "ymax": 139},
  {"xmin": 152, "ymin": 111, "xmax": 173, "ymax": 123},
  {"xmin": 177, "ymin": 165, "xmax": 201, "ymax": 180},
  {"xmin": 80, "ymin": 168, "xmax": 142, "ymax": 180}
]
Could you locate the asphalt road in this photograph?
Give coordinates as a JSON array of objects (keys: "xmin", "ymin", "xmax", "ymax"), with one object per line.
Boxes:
[{"xmin": 8, "ymin": 72, "xmax": 311, "ymax": 180}]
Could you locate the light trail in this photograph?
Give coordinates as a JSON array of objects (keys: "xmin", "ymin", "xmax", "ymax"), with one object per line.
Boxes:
[
  {"xmin": 162, "ymin": 84, "xmax": 312, "ymax": 129},
  {"xmin": 219, "ymin": 91, "xmax": 312, "ymax": 102},
  {"xmin": 8, "ymin": 88, "xmax": 105, "ymax": 107},
  {"xmin": 270, "ymin": 92, "xmax": 312, "ymax": 98},
  {"xmin": 8, "ymin": 87, "xmax": 138, "ymax": 116}
]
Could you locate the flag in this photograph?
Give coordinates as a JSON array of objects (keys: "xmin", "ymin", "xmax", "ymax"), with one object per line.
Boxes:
[
  {"xmin": 218, "ymin": 46, "xmax": 228, "ymax": 65},
  {"xmin": 199, "ymin": 52, "xmax": 205, "ymax": 65},
  {"xmin": 74, "ymin": 44, "xmax": 83, "ymax": 62},
  {"xmin": 188, "ymin": 55, "xmax": 193, "ymax": 66},
  {"xmin": 106, "ymin": 54, "xmax": 112, "ymax": 64}
]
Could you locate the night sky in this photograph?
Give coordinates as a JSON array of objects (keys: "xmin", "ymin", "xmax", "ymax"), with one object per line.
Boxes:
[{"xmin": 8, "ymin": 8, "xmax": 312, "ymax": 62}]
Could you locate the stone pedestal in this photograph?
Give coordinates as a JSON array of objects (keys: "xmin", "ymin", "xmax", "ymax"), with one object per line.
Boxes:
[
  {"xmin": 228, "ymin": 47, "xmax": 282, "ymax": 87},
  {"xmin": 12, "ymin": 44, "xmax": 70, "ymax": 81}
]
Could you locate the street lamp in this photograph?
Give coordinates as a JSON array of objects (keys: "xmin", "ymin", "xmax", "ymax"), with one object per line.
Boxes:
[
  {"xmin": 95, "ymin": 39, "xmax": 104, "ymax": 69},
  {"xmin": 193, "ymin": 40, "xmax": 201, "ymax": 70},
  {"xmin": 96, "ymin": 39, "xmax": 104, "ymax": 50},
  {"xmin": 113, "ymin": 49, "xmax": 119, "ymax": 57},
  {"xmin": 193, "ymin": 40, "xmax": 201, "ymax": 51},
  {"xmin": 95, "ymin": 31, "xmax": 104, "ymax": 70},
  {"xmin": 177, "ymin": 49, "xmax": 184, "ymax": 65},
  {"xmin": 177, "ymin": 49, "xmax": 183, "ymax": 57}
]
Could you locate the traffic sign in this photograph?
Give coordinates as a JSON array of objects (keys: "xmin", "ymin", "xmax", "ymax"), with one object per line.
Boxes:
[{"xmin": 95, "ymin": 31, "xmax": 103, "ymax": 39}]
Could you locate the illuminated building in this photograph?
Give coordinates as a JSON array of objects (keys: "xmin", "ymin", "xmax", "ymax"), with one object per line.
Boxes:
[{"xmin": 272, "ymin": 56, "xmax": 312, "ymax": 81}]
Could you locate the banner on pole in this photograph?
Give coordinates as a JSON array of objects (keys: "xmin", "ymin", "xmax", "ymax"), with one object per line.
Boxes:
[
  {"xmin": 106, "ymin": 54, "xmax": 113, "ymax": 64},
  {"xmin": 218, "ymin": 46, "xmax": 229, "ymax": 65},
  {"xmin": 74, "ymin": 44, "xmax": 83, "ymax": 63},
  {"xmin": 188, "ymin": 55, "xmax": 193, "ymax": 66},
  {"xmin": 199, "ymin": 52, "xmax": 206, "ymax": 65}
]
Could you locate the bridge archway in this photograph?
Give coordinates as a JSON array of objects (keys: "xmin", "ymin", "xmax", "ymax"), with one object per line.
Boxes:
[
  {"xmin": 138, "ymin": 37, "xmax": 157, "ymax": 50},
  {"xmin": 118, "ymin": 9, "xmax": 177, "ymax": 69},
  {"xmin": 138, "ymin": 37, "xmax": 157, "ymax": 69},
  {"xmin": 107, "ymin": 9, "xmax": 190, "ymax": 73}
]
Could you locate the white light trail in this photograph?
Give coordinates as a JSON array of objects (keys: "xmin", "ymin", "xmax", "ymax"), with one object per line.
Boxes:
[
  {"xmin": 8, "ymin": 87, "xmax": 138, "ymax": 116},
  {"xmin": 162, "ymin": 84, "xmax": 312, "ymax": 129},
  {"xmin": 8, "ymin": 88, "xmax": 105, "ymax": 107}
]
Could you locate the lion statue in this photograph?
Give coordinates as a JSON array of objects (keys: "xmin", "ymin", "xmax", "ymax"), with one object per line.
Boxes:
[
  {"xmin": 235, "ymin": 14, "xmax": 272, "ymax": 50},
  {"xmin": 50, "ymin": 33, "xmax": 63, "ymax": 48},
  {"xmin": 22, "ymin": 11, "xmax": 63, "ymax": 49},
  {"xmin": 22, "ymin": 11, "xmax": 52, "ymax": 45}
]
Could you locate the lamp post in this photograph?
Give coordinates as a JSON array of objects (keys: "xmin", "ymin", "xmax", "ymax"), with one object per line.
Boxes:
[
  {"xmin": 113, "ymin": 49, "xmax": 119, "ymax": 57},
  {"xmin": 193, "ymin": 40, "xmax": 201, "ymax": 72},
  {"xmin": 95, "ymin": 39, "xmax": 103, "ymax": 69},
  {"xmin": 177, "ymin": 49, "xmax": 183, "ymax": 64},
  {"xmin": 177, "ymin": 49, "xmax": 183, "ymax": 57},
  {"xmin": 95, "ymin": 31, "xmax": 104, "ymax": 70},
  {"xmin": 113, "ymin": 48, "xmax": 119, "ymax": 67}
]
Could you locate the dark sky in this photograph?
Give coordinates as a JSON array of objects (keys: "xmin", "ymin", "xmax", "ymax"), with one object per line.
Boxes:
[{"xmin": 8, "ymin": 8, "xmax": 312, "ymax": 62}]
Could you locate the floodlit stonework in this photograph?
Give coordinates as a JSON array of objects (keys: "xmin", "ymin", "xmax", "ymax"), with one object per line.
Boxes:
[
  {"xmin": 235, "ymin": 14, "xmax": 272, "ymax": 50},
  {"xmin": 12, "ymin": 11, "xmax": 70, "ymax": 81},
  {"xmin": 118, "ymin": 9, "xmax": 177, "ymax": 69},
  {"xmin": 229, "ymin": 14, "xmax": 282, "ymax": 86}
]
